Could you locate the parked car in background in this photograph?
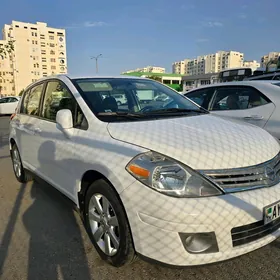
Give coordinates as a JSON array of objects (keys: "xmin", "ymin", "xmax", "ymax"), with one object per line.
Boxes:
[
  {"xmin": 184, "ymin": 81, "xmax": 280, "ymax": 139},
  {"xmin": 9, "ymin": 75, "xmax": 280, "ymax": 267},
  {"xmin": 0, "ymin": 96, "xmax": 20, "ymax": 115}
]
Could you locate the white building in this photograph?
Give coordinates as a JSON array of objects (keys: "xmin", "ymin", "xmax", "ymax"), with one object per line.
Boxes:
[
  {"xmin": 173, "ymin": 51, "xmax": 244, "ymax": 76},
  {"xmin": 243, "ymin": 60, "xmax": 260, "ymax": 71},
  {"xmin": 0, "ymin": 20, "xmax": 67, "ymax": 95},
  {"xmin": 261, "ymin": 52, "xmax": 280, "ymax": 68},
  {"xmin": 123, "ymin": 66, "xmax": 165, "ymax": 74},
  {"xmin": 172, "ymin": 60, "xmax": 188, "ymax": 74}
]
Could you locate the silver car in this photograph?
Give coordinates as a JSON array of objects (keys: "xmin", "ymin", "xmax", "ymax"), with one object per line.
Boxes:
[{"xmin": 184, "ymin": 80, "xmax": 280, "ymax": 139}]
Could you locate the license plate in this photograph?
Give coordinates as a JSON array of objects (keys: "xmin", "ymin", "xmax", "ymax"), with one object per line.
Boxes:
[{"xmin": 264, "ymin": 200, "xmax": 280, "ymax": 224}]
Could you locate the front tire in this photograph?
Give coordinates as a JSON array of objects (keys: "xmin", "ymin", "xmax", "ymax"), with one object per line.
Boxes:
[
  {"xmin": 11, "ymin": 144, "xmax": 33, "ymax": 183},
  {"xmin": 84, "ymin": 179, "xmax": 136, "ymax": 267}
]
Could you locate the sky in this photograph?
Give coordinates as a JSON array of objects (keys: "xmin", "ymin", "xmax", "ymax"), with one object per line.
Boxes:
[{"xmin": 0, "ymin": 0, "xmax": 279, "ymax": 76}]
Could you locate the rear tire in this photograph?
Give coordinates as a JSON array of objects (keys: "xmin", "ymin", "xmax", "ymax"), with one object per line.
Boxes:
[
  {"xmin": 11, "ymin": 144, "xmax": 33, "ymax": 183},
  {"xmin": 84, "ymin": 179, "xmax": 137, "ymax": 267}
]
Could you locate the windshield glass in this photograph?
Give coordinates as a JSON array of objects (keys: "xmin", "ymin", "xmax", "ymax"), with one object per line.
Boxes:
[{"xmin": 72, "ymin": 78, "xmax": 207, "ymax": 122}]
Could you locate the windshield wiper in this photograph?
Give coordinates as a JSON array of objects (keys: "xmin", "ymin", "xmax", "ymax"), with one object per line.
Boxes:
[
  {"xmin": 97, "ymin": 112, "xmax": 148, "ymax": 118},
  {"xmin": 144, "ymin": 108, "xmax": 207, "ymax": 114}
]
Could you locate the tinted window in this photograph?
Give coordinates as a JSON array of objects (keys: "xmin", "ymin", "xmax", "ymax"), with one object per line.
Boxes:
[
  {"xmin": 185, "ymin": 88, "xmax": 215, "ymax": 109},
  {"xmin": 42, "ymin": 81, "xmax": 87, "ymax": 129},
  {"xmin": 20, "ymin": 90, "xmax": 30, "ymax": 114},
  {"xmin": 26, "ymin": 84, "xmax": 44, "ymax": 115},
  {"xmin": 7, "ymin": 97, "xmax": 18, "ymax": 103},
  {"xmin": 0, "ymin": 98, "xmax": 8, "ymax": 104},
  {"xmin": 211, "ymin": 87, "xmax": 269, "ymax": 111}
]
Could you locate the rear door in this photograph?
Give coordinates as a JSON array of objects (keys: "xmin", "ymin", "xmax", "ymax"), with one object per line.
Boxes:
[
  {"xmin": 16, "ymin": 83, "xmax": 45, "ymax": 169},
  {"xmin": 209, "ymin": 86, "xmax": 275, "ymax": 128}
]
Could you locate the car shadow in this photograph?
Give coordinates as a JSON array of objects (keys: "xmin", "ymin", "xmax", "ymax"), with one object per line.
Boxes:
[{"xmin": 22, "ymin": 177, "xmax": 93, "ymax": 280}]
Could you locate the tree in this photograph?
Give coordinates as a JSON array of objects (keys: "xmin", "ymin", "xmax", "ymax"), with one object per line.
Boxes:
[
  {"xmin": 19, "ymin": 89, "xmax": 24, "ymax": 96},
  {"xmin": 0, "ymin": 40, "xmax": 15, "ymax": 59},
  {"xmin": 146, "ymin": 75, "xmax": 162, "ymax": 82}
]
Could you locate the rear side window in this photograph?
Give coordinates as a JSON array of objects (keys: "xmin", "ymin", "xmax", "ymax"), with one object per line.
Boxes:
[
  {"xmin": 26, "ymin": 84, "xmax": 44, "ymax": 115},
  {"xmin": 20, "ymin": 84, "xmax": 44, "ymax": 115}
]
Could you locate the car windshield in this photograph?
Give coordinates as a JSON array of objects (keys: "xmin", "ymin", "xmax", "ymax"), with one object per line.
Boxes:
[{"xmin": 72, "ymin": 78, "xmax": 208, "ymax": 122}]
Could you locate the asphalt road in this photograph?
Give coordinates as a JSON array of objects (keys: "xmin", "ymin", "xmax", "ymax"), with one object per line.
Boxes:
[{"xmin": 1, "ymin": 116, "xmax": 280, "ymax": 280}]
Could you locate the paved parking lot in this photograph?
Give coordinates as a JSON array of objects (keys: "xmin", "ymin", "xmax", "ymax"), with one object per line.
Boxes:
[{"xmin": 1, "ymin": 116, "xmax": 280, "ymax": 280}]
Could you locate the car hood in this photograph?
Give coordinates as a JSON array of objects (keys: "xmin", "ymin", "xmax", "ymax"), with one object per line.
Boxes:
[{"xmin": 107, "ymin": 114, "xmax": 280, "ymax": 170}]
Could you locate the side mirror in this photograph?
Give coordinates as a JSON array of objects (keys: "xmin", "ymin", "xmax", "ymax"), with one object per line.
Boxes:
[{"xmin": 56, "ymin": 109, "xmax": 73, "ymax": 138}]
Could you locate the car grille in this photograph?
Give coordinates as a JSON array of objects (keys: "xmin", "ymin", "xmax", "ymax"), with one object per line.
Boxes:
[
  {"xmin": 231, "ymin": 218, "xmax": 280, "ymax": 247},
  {"xmin": 200, "ymin": 153, "xmax": 280, "ymax": 193}
]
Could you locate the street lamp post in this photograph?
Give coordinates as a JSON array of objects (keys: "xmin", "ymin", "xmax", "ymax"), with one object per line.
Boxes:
[{"xmin": 90, "ymin": 54, "xmax": 102, "ymax": 74}]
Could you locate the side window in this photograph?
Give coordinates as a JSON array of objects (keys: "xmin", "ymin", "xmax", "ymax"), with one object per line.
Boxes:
[
  {"xmin": 0, "ymin": 98, "xmax": 8, "ymax": 104},
  {"xmin": 26, "ymin": 84, "xmax": 44, "ymax": 116},
  {"xmin": 7, "ymin": 97, "xmax": 18, "ymax": 103},
  {"xmin": 42, "ymin": 81, "xmax": 88, "ymax": 129},
  {"xmin": 186, "ymin": 88, "xmax": 215, "ymax": 109},
  {"xmin": 20, "ymin": 90, "xmax": 30, "ymax": 114},
  {"xmin": 211, "ymin": 87, "xmax": 269, "ymax": 111}
]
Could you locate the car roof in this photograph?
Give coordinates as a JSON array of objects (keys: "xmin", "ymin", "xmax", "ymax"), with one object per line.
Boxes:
[{"xmin": 185, "ymin": 80, "xmax": 280, "ymax": 93}]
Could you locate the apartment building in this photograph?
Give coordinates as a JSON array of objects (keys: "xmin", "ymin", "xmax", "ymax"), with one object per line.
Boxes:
[
  {"xmin": 172, "ymin": 60, "xmax": 189, "ymax": 74},
  {"xmin": 0, "ymin": 20, "xmax": 67, "ymax": 95},
  {"xmin": 243, "ymin": 60, "xmax": 260, "ymax": 71},
  {"xmin": 123, "ymin": 66, "xmax": 165, "ymax": 74},
  {"xmin": 172, "ymin": 51, "xmax": 244, "ymax": 76},
  {"xmin": 261, "ymin": 52, "xmax": 280, "ymax": 68}
]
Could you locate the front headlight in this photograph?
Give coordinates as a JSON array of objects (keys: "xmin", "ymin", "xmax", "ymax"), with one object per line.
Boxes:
[{"xmin": 126, "ymin": 151, "xmax": 223, "ymax": 198}]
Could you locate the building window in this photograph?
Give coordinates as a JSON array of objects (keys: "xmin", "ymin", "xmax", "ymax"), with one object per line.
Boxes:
[
  {"xmin": 49, "ymin": 35, "xmax": 54, "ymax": 40},
  {"xmin": 50, "ymin": 58, "xmax": 56, "ymax": 62},
  {"xmin": 51, "ymin": 66, "xmax": 56, "ymax": 70},
  {"xmin": 41, "ymin": 50, "xmax": 46, "ymax": 55},
  {"xmin": 15, "ymin": 25, "xmax": 19, "ymax": 28},
  {"xmin": 42, "ymin": 58, "xmax": 47, "ymax": 62},
  {"xmin": 42, "ymin": 65, "xmax": 47, "ymax": 70},
  {"xmin": 43, "ymin": 72, "xmax": 47, "ymax": 77},
  {"xmin": 50, "ymin": 50, "xmax": 55, "ymax": 55},
  {"xmin": 50, "ymin": 43, "xmax": 55, "ymax": 47}
]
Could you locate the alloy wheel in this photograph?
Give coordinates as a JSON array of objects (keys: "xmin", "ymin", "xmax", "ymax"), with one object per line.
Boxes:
[{"xmin": 88, "ymin": 194, "xmax": 120, "ymax": 256}]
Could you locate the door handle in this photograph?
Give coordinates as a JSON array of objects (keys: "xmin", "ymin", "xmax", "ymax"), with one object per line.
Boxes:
[{"xmin": 244, "ymin": 115, "xmax": 263, "ymax": 120}]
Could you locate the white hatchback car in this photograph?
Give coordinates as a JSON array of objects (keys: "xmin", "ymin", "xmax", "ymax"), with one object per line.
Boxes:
[
  {"xmin": 9, "ymin": 75, "xmax": 280, "ymax": 267},
  {"xmin": 0, "ymin": 96, "xmax": 20, "ymax": 115}
]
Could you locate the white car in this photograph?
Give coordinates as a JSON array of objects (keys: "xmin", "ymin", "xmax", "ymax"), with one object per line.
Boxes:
[
  {"xmin": 0, "ymin": 96, "xmax": 20, "ymax": 115},
  {"xmin": 9, "ymin": 75, "xmax": 280, "ymax": 267},
  {"xmin": 184, "ymin": 81, "xmax": 280, "ymax": 138}
]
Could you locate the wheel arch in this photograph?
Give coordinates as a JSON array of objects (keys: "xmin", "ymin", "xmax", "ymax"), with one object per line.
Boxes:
[
  {"xmin": 78, "ymin": 170, "xmax": 120, "ymax": 215},
  {"xmin": 9, "ymin": 137, "xmax": 16, "ymax": 150}
]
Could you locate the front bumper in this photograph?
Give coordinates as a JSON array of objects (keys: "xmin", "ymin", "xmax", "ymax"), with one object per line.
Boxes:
[{"xmin": 120, "ymin": 180, "xmax": 280, "ymax": 266}]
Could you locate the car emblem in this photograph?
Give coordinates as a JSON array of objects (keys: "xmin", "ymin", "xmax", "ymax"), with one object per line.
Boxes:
[{"xmin": 265, "ymin": 167, "xmax": 276, "ymax": 181}]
